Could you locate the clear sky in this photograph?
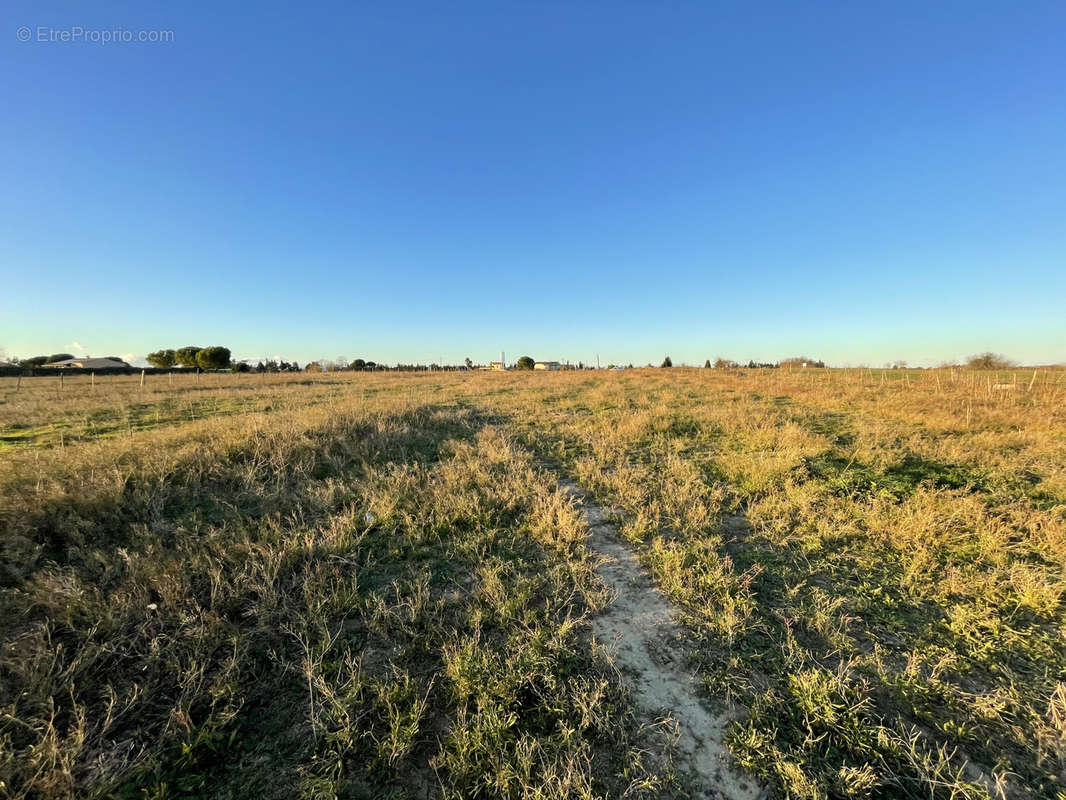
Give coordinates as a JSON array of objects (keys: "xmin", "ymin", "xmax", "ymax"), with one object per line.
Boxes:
[{"xmin": 2, "ymin": 1, "xmax": 1064, "ymax": 367}]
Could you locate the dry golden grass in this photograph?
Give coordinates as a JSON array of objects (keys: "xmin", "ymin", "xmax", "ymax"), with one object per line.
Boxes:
[{"xmin": 1, "ymin": 367, "xmax": 1064, "ymax": 799}]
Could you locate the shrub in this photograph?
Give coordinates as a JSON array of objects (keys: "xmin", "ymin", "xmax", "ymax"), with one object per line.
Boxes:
[{"xmin": 966, "ymin": 352, "xmax": 1014, "ymax": 370}]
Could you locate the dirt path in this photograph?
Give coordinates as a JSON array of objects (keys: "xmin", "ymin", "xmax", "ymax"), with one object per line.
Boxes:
[{"xmin": 561, "ymin": 481, "xmax": 764, "ymax": 800}]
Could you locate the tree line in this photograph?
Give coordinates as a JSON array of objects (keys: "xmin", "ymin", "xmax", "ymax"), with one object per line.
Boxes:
[
  {"xmin": 5, "ymin": 348, "xmax": 1025, "ymax": 373},
  {"xmin": 305, "ymin": 358, "xmax": 472, "ymax": 372},
  {"xmin": 146, "ymin": 346, "xmax": 232, "ymax": 370},
  {"xmin": 658, "ymin": 355, "xmax": 826, "ymax": 369},
  {"xmin": 147, "ymin": 347, "xmax": 303, "ymax": 372}
]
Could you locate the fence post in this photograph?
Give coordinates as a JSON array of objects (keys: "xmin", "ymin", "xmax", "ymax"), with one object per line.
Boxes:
[
  {"xmin": 140, "ymin": 369, "xmax": 146, "ymax": 390},
  {"xmin": 16, "ymin": 374, "xmax": 22, "ymax": 392},
  {"xmin": 91, "ymin": 371, "xmax": 95, "ymax": 389},
  {"xmin": 60, "ymin": 372, "xmax": 64, "ymax": 390}
]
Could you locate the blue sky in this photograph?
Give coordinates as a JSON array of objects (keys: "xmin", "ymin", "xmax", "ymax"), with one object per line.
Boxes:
[{"xmin": 2, "ymin": 1, "xmax": 1064, "ymax": 367}]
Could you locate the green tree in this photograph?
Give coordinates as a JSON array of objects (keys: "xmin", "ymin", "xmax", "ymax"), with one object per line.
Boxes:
[
  {"xmin": 349, "ymin": 358, "xmax": 366, "ymax": 371},
  {"xmin": 175, "ymin": 346, "xmax": 202, "ymax": 368},
  {"xmin": 704, "ymin": 359, "xmax": 712, "ymax": 368},
  {"xmin": 196, "ymin": 346, "xmax": 231, "ymax": 370},
  {"xmin": 464, "ymin": 357, "xmax": 473, "ymax": 369},
  {"xmin": 146, "ymin": 349, "xmax": 176, "ymax": 369},
  {"xmin": 661, "ymin": 356, "xmax": 673, "ymax": 368},
  {"xmin": 45, "ymin": 353, "xmax": 75, "ymax": 364},
  {"xmin": 515, "ymin": 356, "xmax": 535, "ymax": 370}
]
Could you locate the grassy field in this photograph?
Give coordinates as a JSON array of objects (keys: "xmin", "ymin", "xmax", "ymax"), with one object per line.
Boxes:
[{"xmin": 1, "ymin": 368, "xmax": 1064, "ymax": 799}]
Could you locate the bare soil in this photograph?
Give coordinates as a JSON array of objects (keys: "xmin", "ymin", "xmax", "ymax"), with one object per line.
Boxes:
[{"xmin": 562, "ymin": 481, "xmax": 765, "ymax": 800}]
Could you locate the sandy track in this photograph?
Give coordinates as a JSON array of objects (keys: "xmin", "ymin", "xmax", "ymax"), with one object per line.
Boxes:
[{"xmin": 561, "ymin": 482, "xmax": 764, "ymax": 800}]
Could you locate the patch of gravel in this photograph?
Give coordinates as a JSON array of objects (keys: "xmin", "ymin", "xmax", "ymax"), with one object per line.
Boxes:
[{"xmin": 561, "ymin": 481, "xmax": 764, "ymax": 800}]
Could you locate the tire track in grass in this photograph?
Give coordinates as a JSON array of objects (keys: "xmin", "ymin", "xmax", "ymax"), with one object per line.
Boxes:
[{"xmin": 559, "ymin": 479, "xmax": 765, "ymax": 800}]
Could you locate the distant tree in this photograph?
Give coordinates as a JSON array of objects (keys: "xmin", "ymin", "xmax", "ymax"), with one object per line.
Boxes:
[
  {"xmin": 966, "ymin": 352, "xmax": 1014, "ymax": 370},
  {"xmin": 350, "ymin": 358, "xmax": 366, "ymax": 371},
  {"xmin": 305, "ymin": 361, "xmax": 323, "ymax": 373},
  {"xmin": 175, "ymin": 346, "xmax": 202, "ymax": 368},
  {"xmin": 661, "ymin": 356, "xmax": 673, "ymax": 368},
  {"xmin": 780, "ymin": 356, "xmax": 826, "ymax": 368},
  {"xmin": 704, "ymin": 359, "xmax": 712, "ymax": 368},
  {"xmin": 196, "ymin": 346, "xmax": 231, "ymax": 370},
  {"xmin": 464, "ymin": 357, "xmax": 473, "ymax": 369},
  {"xmin": 45, "ymin": 353, "xmax": 75, "ymax": 363},
  {"xmin": 714, "ymin": 358, "xmax": 737, "ymax": 369},
  {"xmin": 146, "ymin": 349, "xmax": 176, "ymax": 369},
  {"xmin": 255, "ymin": 361, "xmax": 266, "ymax": 373},
  {"xmin": 515, "ymin": 356, "xmax": 535, "ymax": 370},
  {"xmin": 20, "ymin": 356, "xmax": 49, "ymax": 367},
  {"xmin": 232, "ymin": 360, "xmax": 250, "ymax": 373}
]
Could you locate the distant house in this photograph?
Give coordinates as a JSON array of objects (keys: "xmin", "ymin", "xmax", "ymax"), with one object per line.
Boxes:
[
  {"xmin": 533, "ymin": 361, "xmax": 560, "ymax": 371},
  {"xmin": 488, "ymin": 361, "xmax": 506, "ymax": 371},
  {"xmin": 43, "ymin": 357, "xmax": 130, "ymax": 370}
]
